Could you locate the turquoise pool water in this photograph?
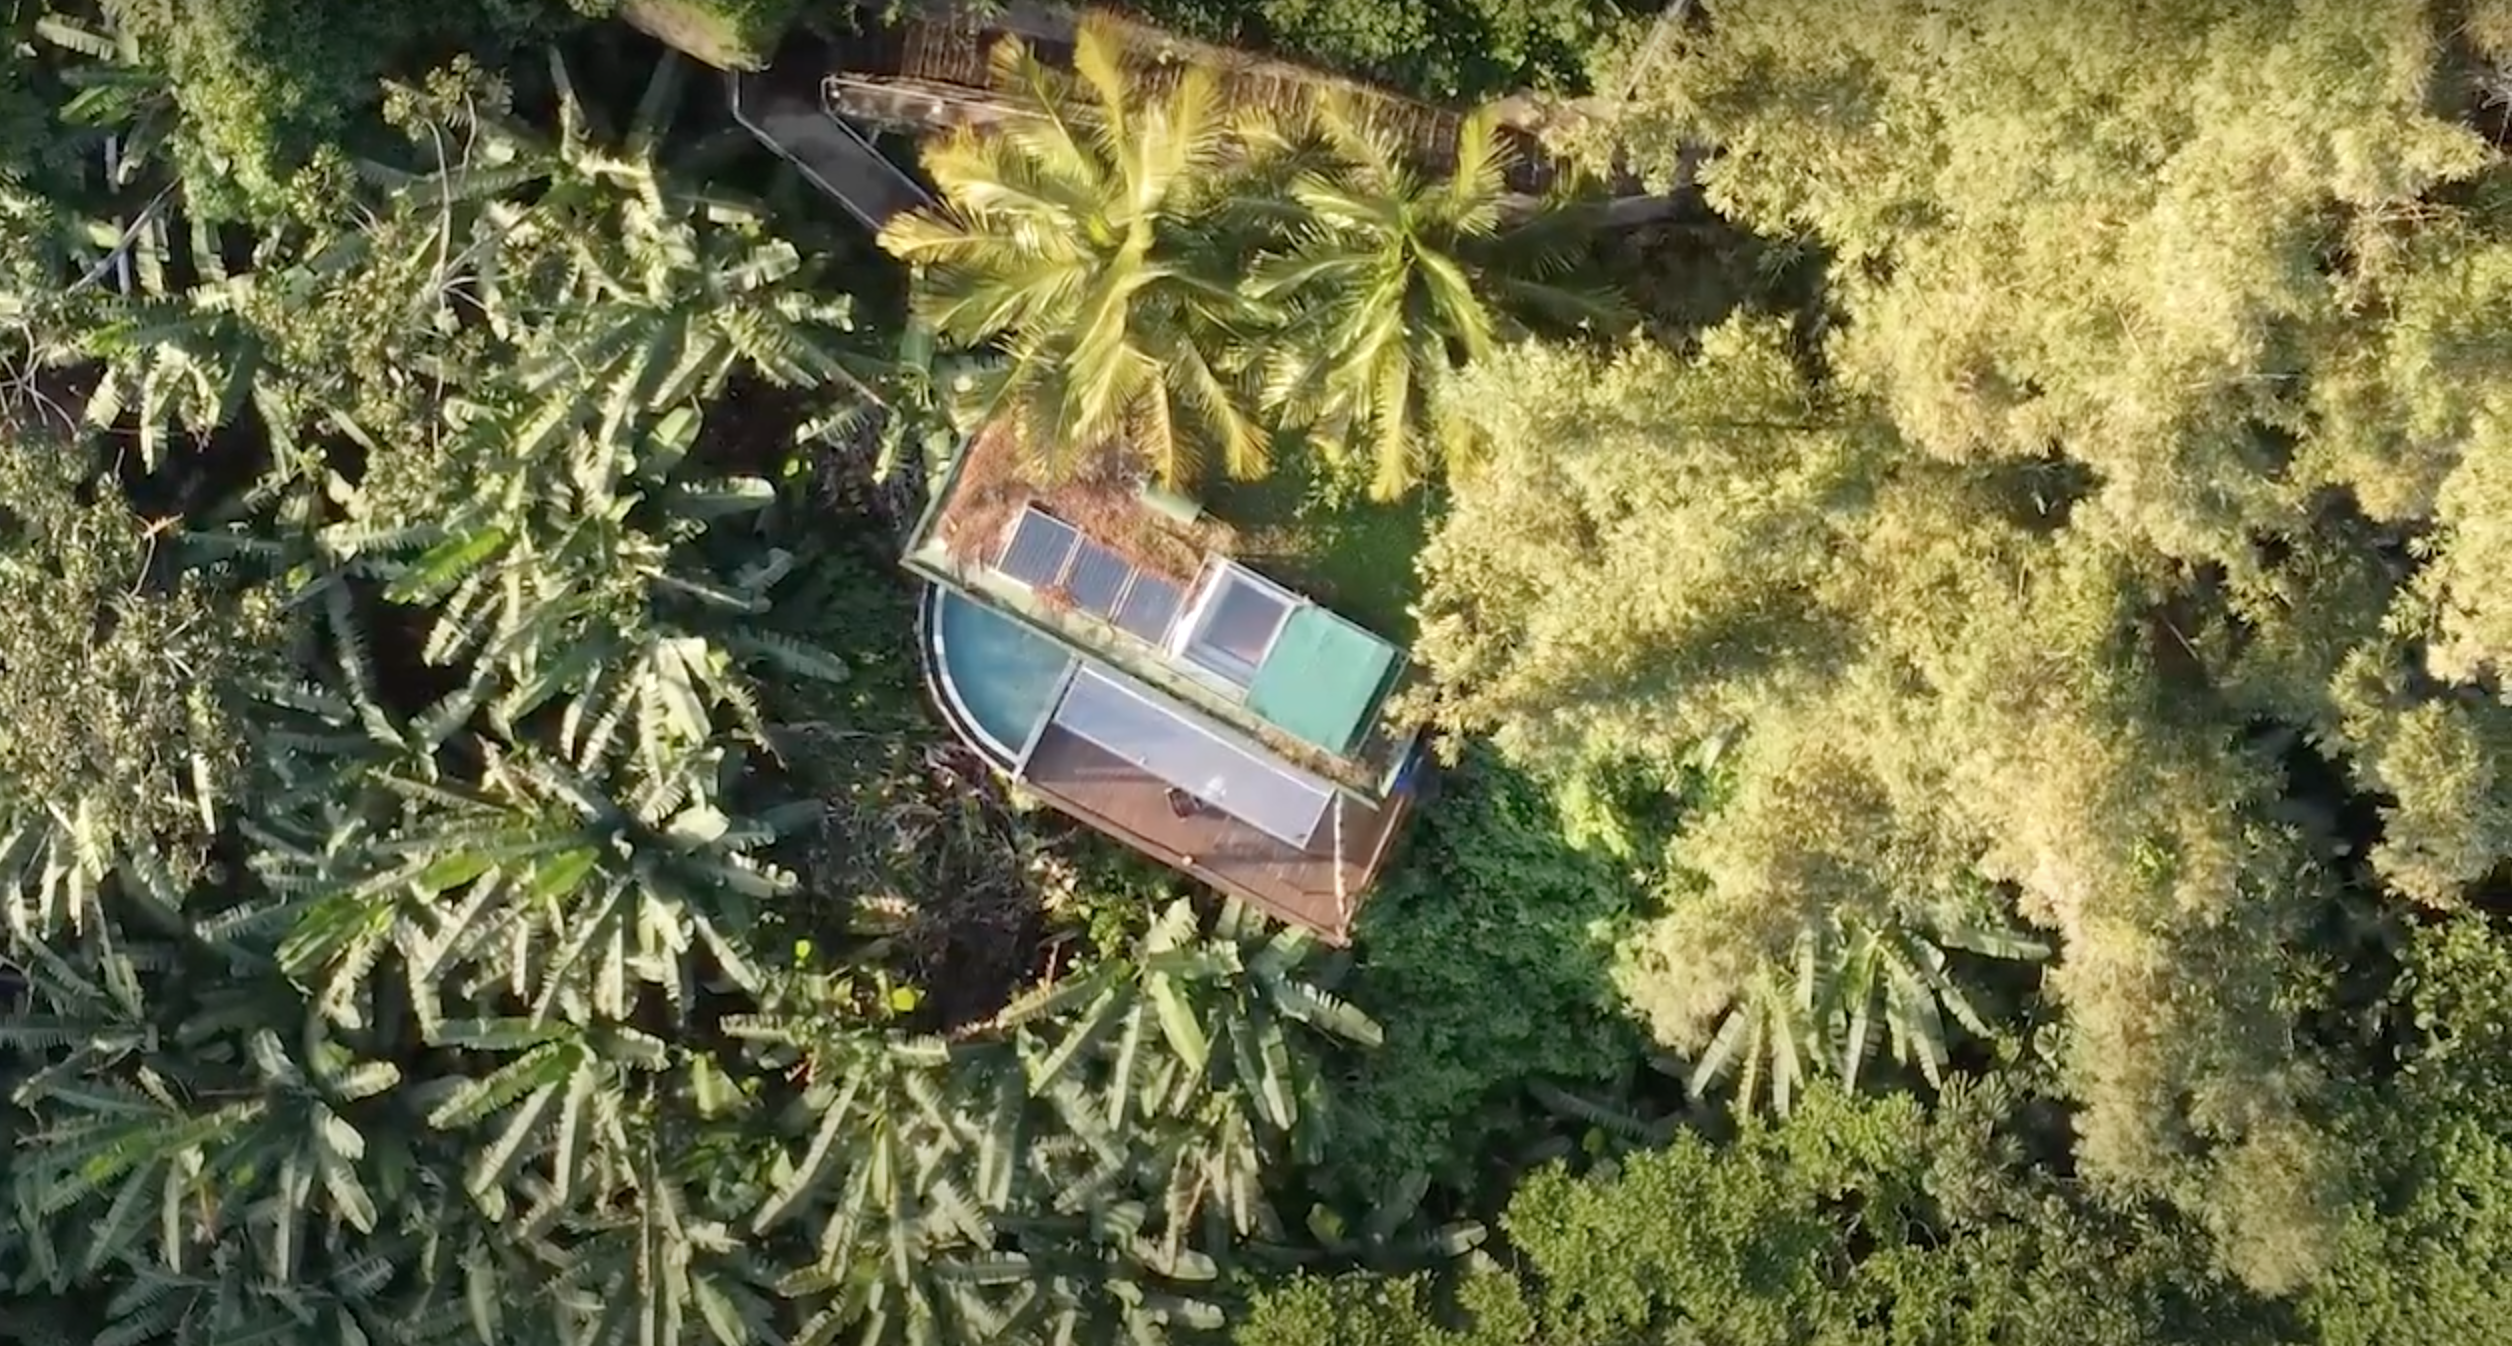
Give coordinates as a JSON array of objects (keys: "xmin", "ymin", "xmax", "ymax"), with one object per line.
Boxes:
[{"xmin": 930, "ymin": 587, "xmax": 1073, "ymax": 762}]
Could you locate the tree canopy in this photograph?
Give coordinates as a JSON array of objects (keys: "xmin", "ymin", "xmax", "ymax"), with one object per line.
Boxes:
[
  {"xmin": 1410, "ymin": 0, "xmax": 2512, "ymax": 1295},
  {"xmin": 13, "ymin": 0, "xmax": 2512, "ymax": 1342}
]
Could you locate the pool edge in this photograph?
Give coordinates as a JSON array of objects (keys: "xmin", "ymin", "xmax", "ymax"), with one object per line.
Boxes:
[{"xmin": 918, "ymin": 581, "xmax": 1021, "ymax": 770}]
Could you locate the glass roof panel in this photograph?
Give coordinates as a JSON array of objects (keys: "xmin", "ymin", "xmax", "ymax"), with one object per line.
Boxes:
[
  {"xmin": 1115, "ymin": 573, "xmax": 1184, "ymax": 643},
  {"xmin": 1064, "ymin": 540, "xmax": 1134, "ymax": 618},
  {"xmin": 1051, "ymin": 666, "xmax": 1331, "ymax": 847},
  {"xmin": 1177, "ymin": 562, "xmax": 1296, "ymax": 687}
]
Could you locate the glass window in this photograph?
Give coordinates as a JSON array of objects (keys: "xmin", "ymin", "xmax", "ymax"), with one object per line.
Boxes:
[{"xmin": 1178, "ymin": 563, "xmax": 1295, "ymax": 687}]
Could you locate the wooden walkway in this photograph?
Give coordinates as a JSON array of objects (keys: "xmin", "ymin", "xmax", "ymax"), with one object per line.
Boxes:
[
  {"xmin": 822, "ymin": 1, "xmax": 1568, "ymax": 194},
  {"xmin": 729, "ymin": 37, "xmax": 935, "ymax": 230}
]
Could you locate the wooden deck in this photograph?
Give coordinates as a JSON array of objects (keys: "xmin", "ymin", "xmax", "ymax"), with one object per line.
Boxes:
[{"xmin": 1022, "ymin": 724, "xmax": 1408, "ymax": 942}]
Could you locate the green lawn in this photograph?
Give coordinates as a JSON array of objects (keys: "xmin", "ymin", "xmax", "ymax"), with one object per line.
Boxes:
[{"xmin": 1207, "ymin": 454, "xmax": 1435, "ymax": 646}]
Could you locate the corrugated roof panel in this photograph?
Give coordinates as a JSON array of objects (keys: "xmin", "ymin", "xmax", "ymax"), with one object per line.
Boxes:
[
  {"xmin": 1065, "ymin": 541, "xmax": 1133, "ymax": 618},
  {"xmin": 997, "ymin": 508, "xmax": 1079, "ymax": 587},
  {"xmin": 1051, "ymin": 666, "xmax": 1330, "ymax": 847},
  {"xmin": 1114, "ymin": 573, "xmax": 1183, "ymax": 644}
]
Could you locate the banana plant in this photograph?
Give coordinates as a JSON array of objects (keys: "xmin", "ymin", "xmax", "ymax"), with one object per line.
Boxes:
[
  {"xmin": 461, "ymin": 51, "xmax": 878, "ymax": 436},
  {"xmin": 1688, "ymin": 902, "xmax": 2047, "ymax": 1115},
  {"xmin": 330, "ymin": 395, "xmax": 845, "ymax": 775},
  {"xmin": 10, "ymin": 974, "xmax": 409, "ymax": 1284},
  {"xmin": 66, "ymin": 210, "xmax": 267, "ymax": 469},
  {"xmin": 84, "ymin": 1233, "xmax": 476, "ymax": 1346},
  {"xmin": 529, "ymin": 1136, "xmax": 785, "ymax": 1346},
  {"xmin": 1000, "ymin": 899, "xmax": 1380, "ymax": 1269},
  {"xmin": 419, "ymin": 1016, "xmax": 668, "ymax": 1226},
  {"xmin": 990, "ymin": 1208, "xmax": 1229, "ymax": 1346},
  {"xmin": 1828, "ymin": 906, "xmax": 2045, "ymax": 1091},
  {"xmin": 1687, "ymin": 954, "xmax": 1817, "ymax": 1116},
  {"xmin": 271, "ymin": 741, "xmax": 785, "ymax": 1027},
  {"xmin": 727, "ymin": 1009, "xmax": 1028, "ymax": 1346}
]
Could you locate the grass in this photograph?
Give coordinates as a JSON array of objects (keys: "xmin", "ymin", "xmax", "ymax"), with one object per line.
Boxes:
[{"xmin": 1205, "ymin": 447, "xmax": 1435, "ymax": 646}]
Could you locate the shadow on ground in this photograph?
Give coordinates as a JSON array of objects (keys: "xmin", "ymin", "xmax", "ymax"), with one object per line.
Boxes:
[{"xmin": 1324, "ymin": 749, "xmax": 1658, "ymax": 1203}]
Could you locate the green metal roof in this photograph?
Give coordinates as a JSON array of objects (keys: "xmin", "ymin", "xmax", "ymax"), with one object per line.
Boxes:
[{"xmin": 1245, "ymin": 607, "xmax": 1401, "ymax": 756}]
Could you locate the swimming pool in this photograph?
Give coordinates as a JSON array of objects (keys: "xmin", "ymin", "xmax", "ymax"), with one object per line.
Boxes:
[{"xmin": 927, "ymin": 586, "xmax": 1074, "ymax": 764}]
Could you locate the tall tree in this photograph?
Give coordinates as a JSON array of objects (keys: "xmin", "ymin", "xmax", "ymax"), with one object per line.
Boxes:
[
  {"xmin": 1237, "ymin": 1087, "xmax": 2291, "ymax": 1346},
  {"xmin": 1247, "ymin": 99, "xmax": 1611, "ymax": 498},
  {"xmin": 880, "ymin": 18, "xmax": 1267, "ymax": 488},
  {"xmin": 2309, "ymin": 917, "xmax": 2512, "ymax": 1346},
  {"xmin": 1415, "ymin": 323, "xmax": 2347, "ymax": 1289},
  {"xmin": 1589, "ymin": 0, "xmax": 2490, "ymax": 567}
]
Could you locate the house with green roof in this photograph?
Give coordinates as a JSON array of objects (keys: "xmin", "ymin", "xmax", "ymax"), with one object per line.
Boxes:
[{"xmin": 907, "ymin": 428, "xmax": 1426, "ymax": 942}]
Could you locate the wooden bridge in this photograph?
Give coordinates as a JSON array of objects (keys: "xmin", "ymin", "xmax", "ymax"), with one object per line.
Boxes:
[
  {"xmin": 727, "ymin": 1, "xmax": 1677, "ymax": 233},
  {"xmin": 818, "ymin": 1, "xmax": 1574, "ymax": 195}
]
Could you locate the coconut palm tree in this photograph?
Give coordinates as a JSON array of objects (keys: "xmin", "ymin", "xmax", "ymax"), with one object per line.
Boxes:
[
  {"xmin": 1248, "ymin": 99, "xmax": 1619, "ymax": 499},
  {"xmin": 879, "ymin": 18, "xmax": 1267, "ymax": 489}
]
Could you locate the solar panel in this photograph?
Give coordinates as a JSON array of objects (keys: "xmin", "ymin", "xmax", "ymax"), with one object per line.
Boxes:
[
  {"xmin": 1052, "ymin": 667, "xmax": 1331, "ymax": 847},
  {"xmin": 1064, "ymin": 541, "xmax": 1133, "ymax": 618},
  {"xmin": 1114, "ymin": 573, "xmax": 1183, "ymax": 644},
  {"xmin": 997, "ymin": 508, "xmax": 1078, "ymax": 587}
]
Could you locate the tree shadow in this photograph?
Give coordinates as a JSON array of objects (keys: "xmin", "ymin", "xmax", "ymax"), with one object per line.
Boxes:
[
  {"xmin": 1325, "ymin": 748, "xmax": 1658, "ymax": 1205},
  {"xmin": 1205, "ymin": 439, "xmax": 1434, "ymax": 646}
]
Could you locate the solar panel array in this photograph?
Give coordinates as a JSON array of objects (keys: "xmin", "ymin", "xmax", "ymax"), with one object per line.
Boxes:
[
  {"xmin": 1064, "ymin": 541, "xmax": 1133, "ymax": 618},
  {"xmin": 994, "ymin": 506, "xmax": 1186, "ymax": 647}
]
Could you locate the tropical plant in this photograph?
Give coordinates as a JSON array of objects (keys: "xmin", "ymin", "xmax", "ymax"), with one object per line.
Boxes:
[
  {"xmin": 1247, "ymin": 98, "xmax": 1613, "ymax": 498},
  {"xmin": 419, "ymin": 1015, "xmax": 673, "ymax": 1223},
  {"xmin": 1688, "ymin": 907, "xmax": 2046, "ymax": 1115},
  {"xmin": 53, "ymin": 209, "xmax": 270, "ymax": 469},
  {"xmin": 261, "ymin": 736, "xmax": 788, "ymax": 1028},
  {"xmin": 1685, "ymin": 958, "xmax": 1816, "ymax": 1116},
  {"xmin": 501, "ymin": 54, "xmax": 878, "ymax": 441},
  {"xmin": 879, "ymin": 18, "xmax": 1268, "ymax": 488},
  {"xmin": 615, "ymin": 897, "xmax": 1385, "ymax": 1346},
  {"xmin": 330, "ymin": 397, "xmax": 832, "ymax": 769},
  {"xmin": 5, "ymin": 940, "xmax": 405, "ymax": 1279},
  {"xmin": 1289, "ymin": 1169, "xmax": 1487, "ymax": 1274},
  {"xmin": 728, "ymin": 1010, "xmax": 1029, "ymax": 1345}
]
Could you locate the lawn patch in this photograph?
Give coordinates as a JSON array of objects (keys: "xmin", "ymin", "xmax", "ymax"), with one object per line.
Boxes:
[{"xmin": 1207, "ymin": 451, "xmax": 1435, "ymax": 645}]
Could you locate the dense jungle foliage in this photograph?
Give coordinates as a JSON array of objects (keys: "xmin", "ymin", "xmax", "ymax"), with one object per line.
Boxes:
[{"xmin": 11, "ymin": 0, "xmax": 2512, "ymax": 1344}]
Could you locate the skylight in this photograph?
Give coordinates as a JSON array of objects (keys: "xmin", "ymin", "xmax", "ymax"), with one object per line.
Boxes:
[
  {"xmin": 1049, "ymin": 665, "xmax": 1333, "ymax": 847},
  {"xmin": 1173, "ymin": 560, "xmax": 1298, "ymax": 689}
]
